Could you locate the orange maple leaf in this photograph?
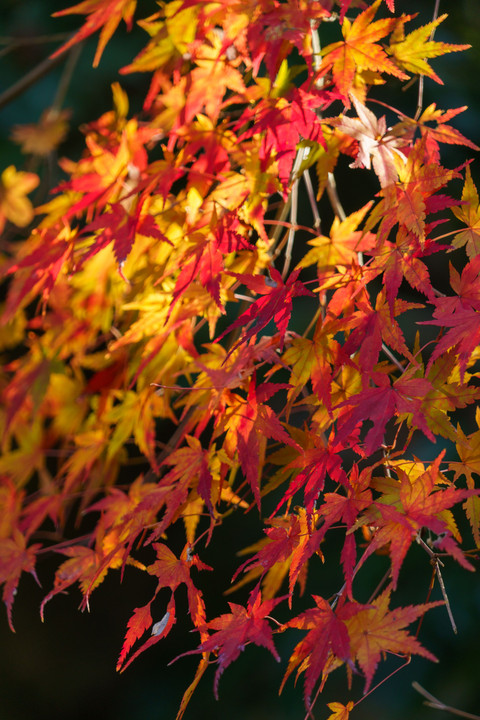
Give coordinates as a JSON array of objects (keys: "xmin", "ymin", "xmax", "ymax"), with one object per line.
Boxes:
[
  {"xmin": 51, "ymin": 0, "xmax": 137, "ymax": 67},
  {"xmin": 319, "ymin": 0, "xmax": 407, "ymax": 101},
  {"xmin": 345, "ymin": 588, "xmax": 441, "ymax": 692}
]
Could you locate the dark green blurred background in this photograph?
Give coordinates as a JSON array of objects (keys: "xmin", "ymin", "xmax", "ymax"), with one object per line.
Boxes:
[{"xmin": 1, "ymin": 1, "xmax": 480, "ymax": 719}]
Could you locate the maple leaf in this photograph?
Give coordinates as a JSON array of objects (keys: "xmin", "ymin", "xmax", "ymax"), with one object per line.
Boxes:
[
  {"xmin": 40, "ymin": 545, "xmax": 111, "ymax": 619},
  {"xmin": 370, "ymin": 137, "xmax": 460, "ymax": 245},
  {"xmin": 117, "ymin": 594, "xmax": 176, "ymax": 672},
  {"xmin": 389, "ymin": 14, "xmax": 470, "ymax": 84},
  {"xmin": 0, "ymin": 165, "xmax": 39, "ymax": 234},
  {"xmin": 238, "ymin": 90, "xmax": 326, "ymax": 189},
  {"xmin": 421, "ymin": 257, "xmax": 480, "ymax": 380},
  {"xmin": 51, "ymin": 0, "xmax": 137, "ymax": 67},
  {"xmin": 372, "ymin": 232, "xmax": 436, "ymax": 309},
  {"xmin": 116, "ymin": 544, "xmax": 211, "ymax": 672},
  {"xmin": 451, "ymin": 409, "xmax": 480, "ymax": 547},
  {"xmin": 329, "ymin": 96, "xmax": 408, "ymax": 187},
  {"xmin": 217, "ymin": 268, "xmax": 314, "ymax": 356},
  {"xmin": 319, "ymin": 0, "xmax": 407, "ymax": 101},
  {"xmin": 3, "ymin": 228, "xmax": 73, "ymax": 321},
  {"xmin": 297, "ymin": 201, "xmax": 376, "ymax": 270},
  {"xmin": 170, "ymin": 219, "xmax": 249, "ymax": 311},
  {"xmin": 186, "ymin": 589, "xmax": 284, "ymax": 698},
  {"xmin": 335, "ymin": 371, "xmax": 436, "ymax": 457},
  {"xmin": 149, "ymin": 437, "xmax": 217, "ymax": 537},
  {"xmin": 281, "ymin": 595, "xmax": 350, "ymax": 708},
  {"xmin": 183, "ymin": 37, "xmax": 246, "ymax": 123},
  {"xmin": 0, "ymin": 530, "xmax": 40, "ymax": 631},
  {"xmin": 344, "ymin": 588, "xmax": 441, "ymax": 692},
  {"xmin": 451, "ymin": 166, "xmax": 480, "ymax": 259},
  {"xmin": 394, "ymin": 104, "xmax": 480, "ymax": 165},
  {"xmin": 218, "ymin": 378, "xmax": 299, "ymax": 508},
  {"xmin": 358, "ymin": 453, "xmax": 475, "ymax": 585},
  {"xmin": 280, "ymin": 431, "xmax": 349, "ymax": 515},
  {"xmin": 232, "ymin": 508, "xmax": 322, "ymax": 603},
  {"xmin": 339, "ymin": 289, "xmax": 419, "ymax": 370},
  {"xmin": 116, "ymin": 601, "xmax": 154, "ymax": 671},
  {"xmin": 11, "ymin": 109, "xmax": 70, "ymax": 157},
  {"xmin": 78, "ymin": 202, "xmax": 171, "ymax": 272},
  {"xmin": 326, "ymin": 701, "xmax": 355, "ymax": 720},
  {"xmin": 317, "ymin": 465, "xmax": 373, "ymax": 597}
]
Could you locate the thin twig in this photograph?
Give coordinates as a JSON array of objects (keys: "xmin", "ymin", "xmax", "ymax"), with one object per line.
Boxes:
[
  {"xmin": 52, "ymin": 42, "xmax": 84, "ymax": 111},
  {"xmin": 414, "ymin": 0, "xmax": 441, "ymax": 120},
  {"xmin": 0, "ymin": 44, "xmax": 71, "ymax": 111},
  {"xmin": 416, "ymin": 535, "xmax": 457, "ymax": 634},
  {"xmin": 412, "ymin": 682, "xmax": 480, "ymax": 720}
]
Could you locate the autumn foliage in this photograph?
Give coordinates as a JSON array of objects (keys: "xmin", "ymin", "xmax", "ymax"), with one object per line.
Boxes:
[{"xmin": 1, "ymin": 0, "xmax": 480, "ymax": 717}]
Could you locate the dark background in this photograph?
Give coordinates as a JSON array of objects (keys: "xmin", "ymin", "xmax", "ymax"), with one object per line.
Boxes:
[{"xmin": 1, "ymin": 1, "xmax": 480, "ymax": 719}]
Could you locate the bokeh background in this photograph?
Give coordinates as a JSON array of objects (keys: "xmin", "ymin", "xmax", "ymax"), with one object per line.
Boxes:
[{"xmin": 1, "ymin": 1, "xmax": 480, "ymax": 719}]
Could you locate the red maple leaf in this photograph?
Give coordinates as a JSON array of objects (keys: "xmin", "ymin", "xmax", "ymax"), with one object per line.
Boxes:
[
  {"xmin": 184, "ymin": 589, "xmax": 284, "ymax": 698},
  {"xmin": 117, "ymin": 544, "xmax": 211, "ymax": 672},
  {"xmin": 216, "ymin": 378, "xmax": 300, "ymax": 507},
  {"xmin": 0, "ymin": 530, "xmax": 40, "ymax": 631},
  {"xmin": 335, "ymin": 371, "xmax": 435, "ymax": 456},
  {"xmin": 217, "ymin": 267, "xmax": 314, "ymax": 356},
  {"xmin": 117, "ymin": 594, "xmax": 176, "ymax": 673},
  {"xmin": 51, "ymin": 0, "xmax": 137, "ymax": 67},
  {"xmin": 238, "ymin": 89, "xmax": 326, "ymax": 189},
  {"xmin": 281, "ymin": 595, "xmax": 350, "ymax": 709},
  {"xmin": 421, "ymin": 257, "xmax": 480, "ymax": 380},
  {"xmin": 317, "ymin": 464, "xmax": 373, "ymax": 597},
  {"xmin": 232, "ymin": 508, "xmax": 322, "ymax": 603},
  {"xmin": 78, "ymin": 202, "xmax": 171, "ymax": 271}
]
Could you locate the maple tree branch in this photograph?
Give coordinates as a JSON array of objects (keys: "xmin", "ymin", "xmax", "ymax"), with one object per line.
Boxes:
[
  {"xmin": 0, "ymin": 36, "xmax": 75, "ymax": 111},
  {"xmin": 0, "ymin": 32, "xmax": 70, "ymax": 57},
  {"xmin": 282, "ymin": 144, "xmax": 312, "ymax": 279},
  {"xmin": 52, "ymin": 41, "xmax": 84, "ymax": 111},
  {"xmin": 282, "ymin": 179, "xmax": 298, "ymax": 279},
  {"xmin": 326, "ymin": 172, "xmax": 347, "ymax": 222},
  {"xmin": 303, "ymin": 168, "xmax": 321, "ymax": 230},
  {"xmin": 412, "ymin": 682, "xmax": 480, "ymax": 720}
]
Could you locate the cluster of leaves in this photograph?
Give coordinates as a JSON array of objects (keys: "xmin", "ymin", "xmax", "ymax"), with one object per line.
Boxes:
[{"xmin": 1, "ymin": 0, "xmax": 480, "ymax": 717}]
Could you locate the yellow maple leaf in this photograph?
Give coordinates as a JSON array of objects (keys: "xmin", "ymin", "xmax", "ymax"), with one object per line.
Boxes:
[
  {"xmin": 326, "ymin": 701, "xmax": 354, "ymax": 720},
  {"xmin": 11, "ymin": 109, "xmax": 70, "ymax": 157},
  {"xmin": 451, "ymin": 166, "xmax": 480, "ymax": 259},
  {"xmin": 0, "ymin": 165, "xmax": 39, "ymax": 234},
  {"xmin": 389, "ymin": 14, "xmax": 469, "ymax": 83}
]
